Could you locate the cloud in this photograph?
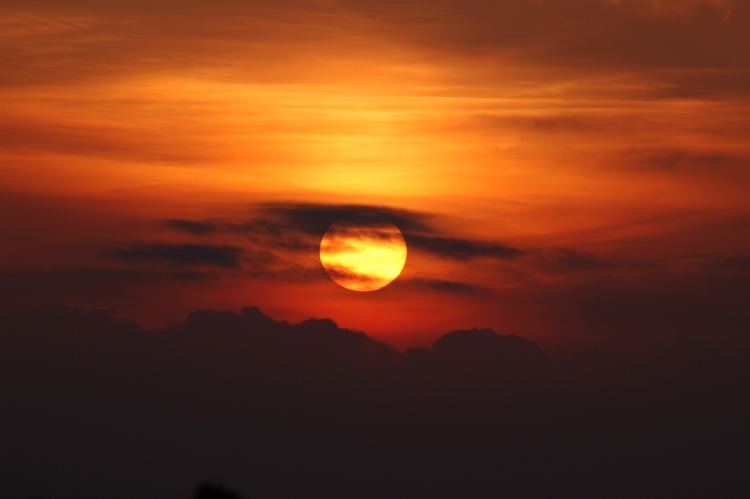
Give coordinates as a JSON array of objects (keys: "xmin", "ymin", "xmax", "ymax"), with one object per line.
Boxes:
[
  {"xmin": 605, "ymin": 0, "xmax": 735, "ymax": 19},
  {"xmin": 407, "ymin": 234, "xmax": 523, "ymax": 260},
  {"xmin": 163, "ymin": 219, "xmax": 220, "ymax": 235},
  {"xmin": 652, "ymin": 69, "xmax": 750, "ymax": 98},
  {"xmin": 534, "ymin": 249, "xmax": 613, "ymax": 274},
  {"xmin": 624, "ymin": 148, "xmax": 747, "ymax": 170},
  {"xmin": 0, "ymin": 115, "xmax": 211, "ymax": 163},
  {"xmin": 38, "ymin": 267, "xmax": 210, "ymax": 282},
  {"xmin": 3, "ymin": 0, "xmax": 748, "ymax": 96},
  {"xmin": 509, "ymin": 115, "xmax": 595, "ymax": 133},
  {"xmin": 112, "ymin": 243, "xmax": 243, "ymax": 267},
  {"xmin": 154, "ymin": 202, "xmax": 522, "ymax": 299},
  {"xmin": 481, "ymin": 114, "xmax": 598, "ymax": 134},
  {"xmin": 163, "ymin": 202, "xmax": 524, "ymax": 262},
  {"xmin": 400, "ymin": 278, "xmax": 487, "ymax": 295},
  {"xmin": 253, "ymin": 202, "xmax": 433, "ymax": 235}
]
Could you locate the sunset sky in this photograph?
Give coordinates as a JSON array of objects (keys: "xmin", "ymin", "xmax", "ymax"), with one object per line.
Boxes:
[{"xmin": 2, "ymin": 0, "xmax": 749, "ymax": 348}]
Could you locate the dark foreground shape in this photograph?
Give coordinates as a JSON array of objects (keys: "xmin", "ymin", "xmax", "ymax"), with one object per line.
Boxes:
[
  {"xmin": 1, "ymin": 304, "xmax": 749, "ymax": 499},
  {"xmin": 195, "ymin": 483, "xmax": 242, "ymax": 499}
]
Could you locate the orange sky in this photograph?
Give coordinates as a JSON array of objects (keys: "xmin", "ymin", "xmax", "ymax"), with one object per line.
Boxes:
[{"xmin": 2, "ymin": 0, "xmax": 750, "ymax": 348}]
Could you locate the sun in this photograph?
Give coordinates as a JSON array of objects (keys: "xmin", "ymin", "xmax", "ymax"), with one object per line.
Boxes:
[{"xmin": 320, "ymin": 217, "xmax": 407, "ymax": 292}]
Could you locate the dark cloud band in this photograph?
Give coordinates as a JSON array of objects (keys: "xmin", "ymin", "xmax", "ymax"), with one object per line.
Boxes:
[
  {"xmin": 163, "ymin": 201, "xmax": 524, "ymax": 261},
  {"xmin": 113, "ymin": 243, "xmax": 243, "ymax": 268}
]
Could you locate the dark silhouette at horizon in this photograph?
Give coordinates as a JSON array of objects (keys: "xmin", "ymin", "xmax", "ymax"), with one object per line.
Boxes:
[{"xmin": 1, "ymin": 304, "xmax": 748, "ymax": 499}]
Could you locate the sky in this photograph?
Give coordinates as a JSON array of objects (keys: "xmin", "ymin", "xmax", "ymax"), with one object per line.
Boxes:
[{"xmin": 2, "ymin": 0, "xmax": 749, "ymax": 348}]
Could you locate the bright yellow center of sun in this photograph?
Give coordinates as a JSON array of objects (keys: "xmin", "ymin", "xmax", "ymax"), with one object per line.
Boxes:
[{"xmin": 319, "ymin": 219, "xmax": 407, "ymax": 292}]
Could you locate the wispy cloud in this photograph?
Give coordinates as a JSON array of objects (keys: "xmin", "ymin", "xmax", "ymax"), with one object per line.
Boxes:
[
  {"xmin": 113, "ymin": 243, "xmax": 243, "ymax": 268},
  {"xmin": 163, "ymin": 202, "xmax": 524, "ymax": 261}
]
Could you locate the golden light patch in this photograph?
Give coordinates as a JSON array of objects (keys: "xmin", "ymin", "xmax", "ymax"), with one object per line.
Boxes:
[{"xmin": 320, "ymin": 218, "xmax": 407, "ymax": 292}]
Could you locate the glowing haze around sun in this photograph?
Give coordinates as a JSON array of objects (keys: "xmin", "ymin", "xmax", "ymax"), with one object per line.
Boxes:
[{"xmin": 320, "ymin": 217, "xmax": 407, "ymax": 292}]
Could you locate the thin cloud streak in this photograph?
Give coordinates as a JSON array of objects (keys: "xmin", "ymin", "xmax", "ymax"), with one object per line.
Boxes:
[{"xmin": 113, "ymin": 243, "xmax": 243, "ymax": 268}]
